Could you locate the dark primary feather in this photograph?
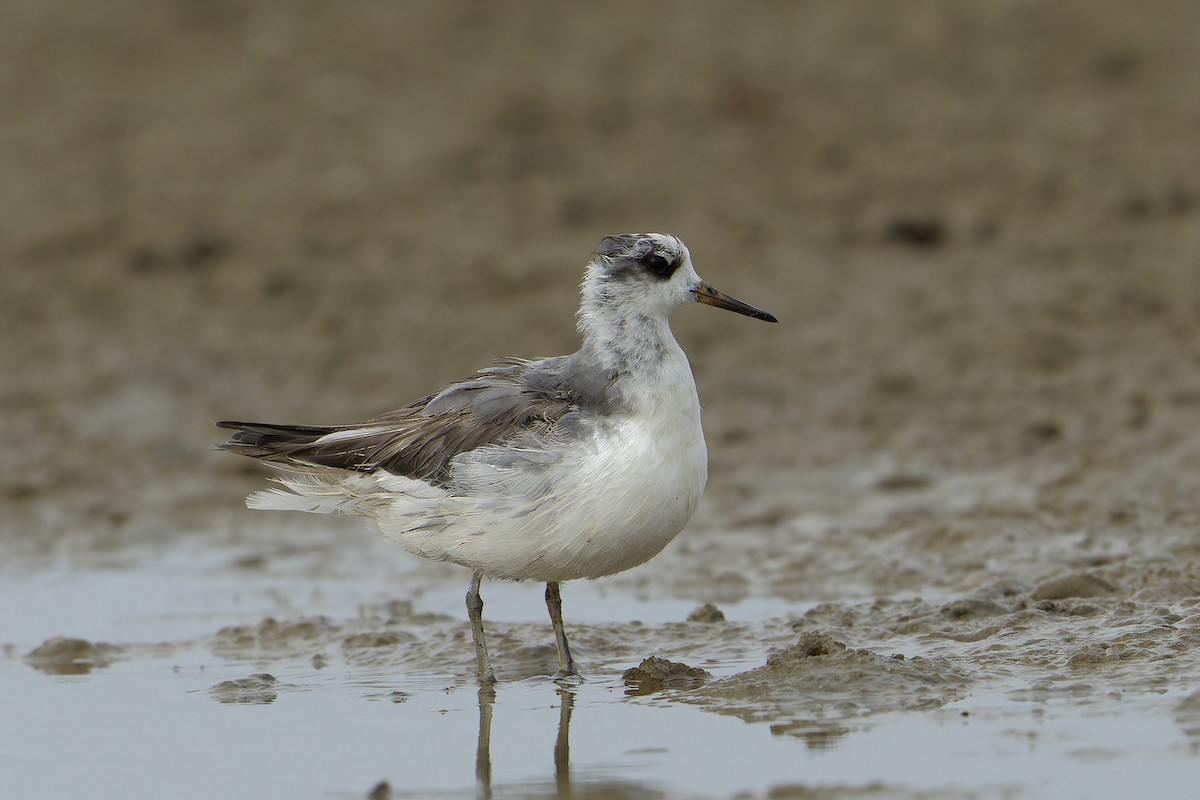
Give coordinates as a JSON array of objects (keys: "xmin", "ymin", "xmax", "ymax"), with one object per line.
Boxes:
[{"xmin": 218, "ymin": 358, "xmax": 605, "ymax": 486}]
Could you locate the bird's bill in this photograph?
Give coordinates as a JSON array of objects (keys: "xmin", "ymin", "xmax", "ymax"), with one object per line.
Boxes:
[{"xmin": 693, "ymin": 283, "xmax": 778, "ymax": 323}]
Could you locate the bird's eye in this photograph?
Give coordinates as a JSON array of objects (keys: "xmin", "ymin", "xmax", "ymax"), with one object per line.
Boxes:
[{"xmin": 642, "ymin": 253, "xmax": 675, "ymax": 278}]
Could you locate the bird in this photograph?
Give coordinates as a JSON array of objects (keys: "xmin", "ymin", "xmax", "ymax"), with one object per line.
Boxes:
[{"xmin": 217, "ymin": 233, "xmax": 777, "ymax": 684}]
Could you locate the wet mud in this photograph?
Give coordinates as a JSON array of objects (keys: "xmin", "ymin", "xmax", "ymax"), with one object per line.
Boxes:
[
  {"xmin": 24, "ymin": 636, "xmax": 122, "ymax": 676},
  {"xmin": 622, "ymin": 656, "xmax": 713, "ymax": 696},
  {"xmin": 4, "ymin": 1, "xmax": 1200, "ymax": 797},
  {"xmin": 691, "ymin": 632, "xmax": 970, "ymax": 737}
]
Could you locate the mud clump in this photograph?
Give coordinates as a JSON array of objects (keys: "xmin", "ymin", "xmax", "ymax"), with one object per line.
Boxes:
[
  {"xmin": 340, "ymin": 630, "xmax": 418, "ymax": 667},
  {"xmin": 25, "ymin": 637, "xmax": 120, "ymax": 675},
  {"xmin": 939, "ymin": 598, "xmax": 1009, "ymax": 620},
  {"xmin": 692, "ymin": 632, "xmax": 970, "ymax": 733},
  {"xmin": 211, "ymin": 616, "xmax": 335, "ymax": 659},
  {"xmin": 623, "ymin": 656, "xmax": 713, "ymax": 695},
  {"xmin": 209, "ymin": 673, "xmax": 278, "ymax": 704},
  {"xmin": 367, "ymin": 781, "xmax": 393, "ymax": 800},
  {"xmin": 687, "ymin": 603, "xmax": 727, "ymax": 623},
  {"xmin": 1032, "ymin": 573, "xmax": 1118, "ymax": 600},
  {"xmin": 786, "ymin": 632, "xmax": 843, "ymax": 658},
  {"xmin": 341, "ymin": 631, "xmax": 409, "ymax": 651}
]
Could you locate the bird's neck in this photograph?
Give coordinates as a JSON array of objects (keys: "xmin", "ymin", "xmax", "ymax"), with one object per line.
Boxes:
[{"xmin": 577, "ymin": 304, "xmax": 681, "ymax": 375}]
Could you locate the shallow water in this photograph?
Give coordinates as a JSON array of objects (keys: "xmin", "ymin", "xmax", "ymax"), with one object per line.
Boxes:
[
  {"xmin": 3, "ymin": 535, "xmax": 1198, "ymax": 799},
  {"xmin": 13, "ymin": 650, "xmax": 1194, "ymax": 800}
]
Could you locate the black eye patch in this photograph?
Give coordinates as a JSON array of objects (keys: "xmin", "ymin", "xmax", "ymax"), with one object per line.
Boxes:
[{"xmin": 640, "ymin": 251, "xmax": 679, "ymax": 280}]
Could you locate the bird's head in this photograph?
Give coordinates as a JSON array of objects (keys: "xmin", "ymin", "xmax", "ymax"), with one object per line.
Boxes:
[{"xmin": 580, "ymin": 233, "xmax": 778, "ymax": 326}]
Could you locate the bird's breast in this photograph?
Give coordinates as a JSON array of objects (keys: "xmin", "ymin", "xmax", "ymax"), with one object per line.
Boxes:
[{"xmin": 550, "ymin": 360, "xmax": 708, "ymax": 579}]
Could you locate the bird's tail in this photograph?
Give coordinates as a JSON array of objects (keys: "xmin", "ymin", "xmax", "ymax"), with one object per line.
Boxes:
[
  {"xmin": 216, "ymin": 420, "xmax": 338, "ymax": 463},
  {"xmin": 218, "ymin": 420, "xmax": 373, "ymax": 515}
]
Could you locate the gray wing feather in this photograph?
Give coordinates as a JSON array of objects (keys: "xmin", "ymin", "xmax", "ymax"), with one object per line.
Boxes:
[{"xmin": 218, "ymin": 359, "xmax": 581, "ymax": 485}]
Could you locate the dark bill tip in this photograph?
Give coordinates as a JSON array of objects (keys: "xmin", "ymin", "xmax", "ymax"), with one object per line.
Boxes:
[{"xmin": 693, "ymin": 283, "xmax": 778, "ymax": 323}]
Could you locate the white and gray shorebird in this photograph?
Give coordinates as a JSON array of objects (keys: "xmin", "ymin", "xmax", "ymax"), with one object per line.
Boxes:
[{"xmin": 218, "ymin": 233, "xmax": 776, "ymax": 684}]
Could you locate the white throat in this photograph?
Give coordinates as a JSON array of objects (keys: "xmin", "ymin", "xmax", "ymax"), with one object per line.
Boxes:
[{"xmin": 577, "ymin": 302, "xmax": 680, "ymax": 374}]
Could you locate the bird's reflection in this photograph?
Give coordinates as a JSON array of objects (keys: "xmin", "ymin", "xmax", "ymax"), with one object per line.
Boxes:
[
  {"xmin": 475, "ymin": 683, "xmax": 576, "ymax": 800},
  {"xmin": 553, "ymin": 687, "xmax": 573, "ymax": 797},
  {"xmin": 475, "ymin": 685, "xmax": 496, "ymax": 795}
]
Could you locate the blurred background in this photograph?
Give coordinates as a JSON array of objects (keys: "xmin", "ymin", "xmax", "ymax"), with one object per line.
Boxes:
[{"xmin": 5, "ymin": 0, "xmax": 1199, "ymax": 568}]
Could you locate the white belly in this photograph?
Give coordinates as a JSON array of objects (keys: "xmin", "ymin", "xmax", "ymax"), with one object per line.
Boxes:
[
  {"xmin": 539, "ymin": 410, "xmax": 709, "ymax": 580},
  {"xmin": 375, "ymin": 359, "xmax": 710, "ymax": 582}
]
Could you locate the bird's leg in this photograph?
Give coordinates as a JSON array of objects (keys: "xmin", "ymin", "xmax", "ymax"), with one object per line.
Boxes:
[
  {"xmin": 545, "ymin": 581, "xmax": 578, "ymax": 679},
  {"xmin": 467, "ymin": 571, "xmax": 497, "ymax": 685}
]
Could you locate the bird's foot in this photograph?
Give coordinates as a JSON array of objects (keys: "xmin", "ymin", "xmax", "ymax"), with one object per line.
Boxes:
[{"xmin": 552, "ymin": 669, "xmax": 583, "ymax": 686}]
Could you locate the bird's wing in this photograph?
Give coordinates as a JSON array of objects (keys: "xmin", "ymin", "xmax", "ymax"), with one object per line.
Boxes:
[{"xmin": 217, "ymin": 361, "xmax": 577, "ymax": 485}]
